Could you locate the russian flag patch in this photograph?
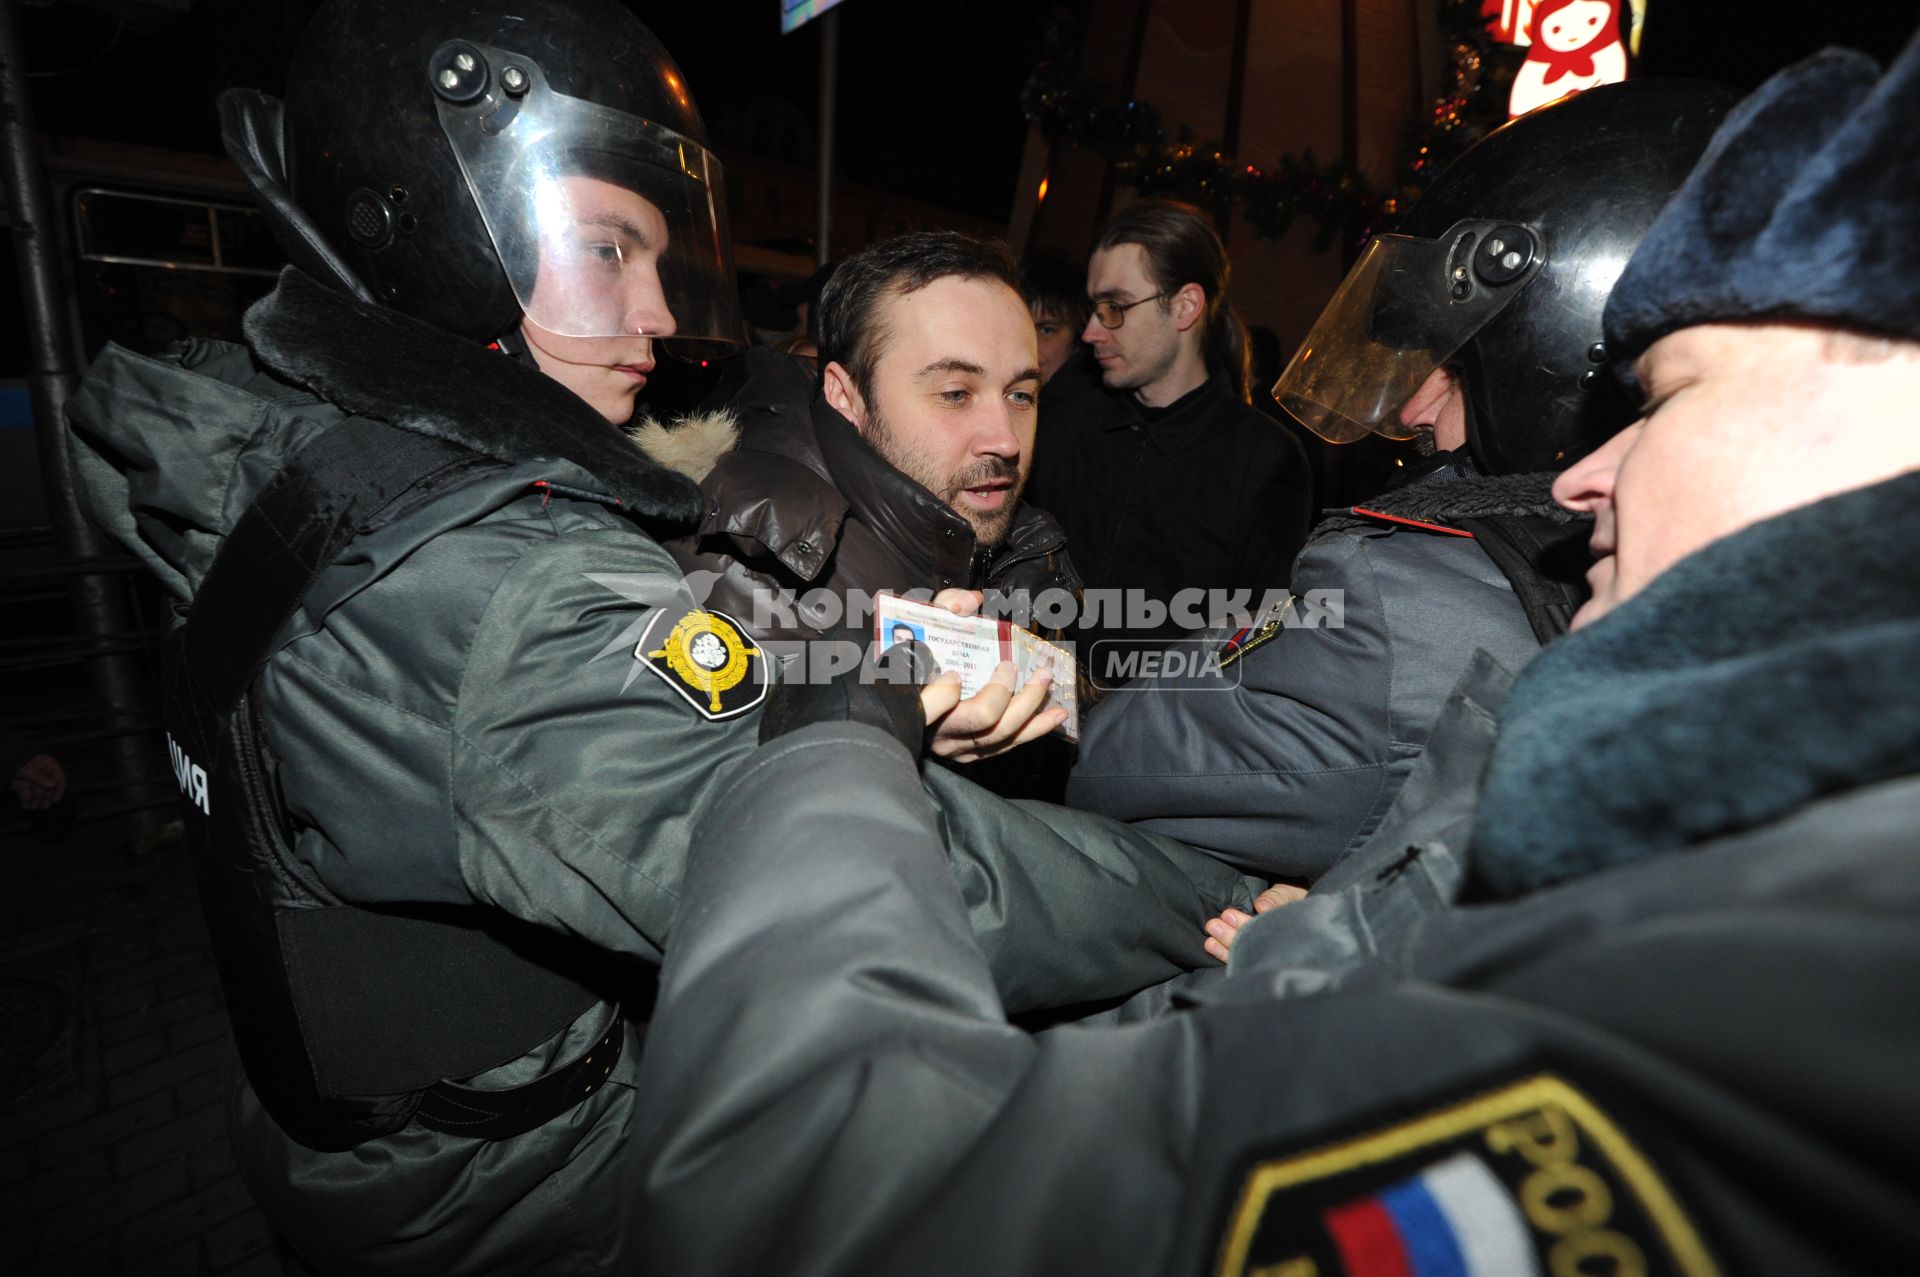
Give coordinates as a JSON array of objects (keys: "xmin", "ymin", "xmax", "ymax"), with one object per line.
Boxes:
[
  {"xmin": 1214, "ymin": 1074, "xmax": 1718, "ymax": 1277},
  {"xmin": 1321, "ymin": 1153, "xmax": 1539, "ymax": 1277}
]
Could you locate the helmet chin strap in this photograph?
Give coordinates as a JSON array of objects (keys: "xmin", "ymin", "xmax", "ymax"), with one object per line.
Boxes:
[
  {"xmin": 490, "ymin": 327, "xmax": 536, "ymax": 365},
  {"xmin": 1391, "ymin": 446, "xmax": 1481, "ymax": 490},
  {"xmin": 1457, "ymin": 372, "xmax": 1498, "ymax": 476},
  {"xmin": 218, "ymin": 89, "xmax": 379, "ymax": 305}
]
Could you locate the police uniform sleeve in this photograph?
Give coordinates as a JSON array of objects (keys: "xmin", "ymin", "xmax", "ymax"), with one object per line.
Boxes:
[
  {"xmin": 448, "ymin": 526, "xmax": 764, "ymax": 961},
  {"xmin": 634, "ymin": 721, "xmax": 1920, "ymax": 1277},
  {"xmin": 1069, "ymin": 531, "xmax": 1406, "ymax": 879},
  {"xmin": 259, "ymin": 493, "xmax": 1249, "ymax": 1000},
  {"xmin": 632, "ymin": 721, "xmax": 1218, "ymax": 1276},
  {"xmin": 923, "ymin": 763, "xmax": 1263, "ymax": 1013}
]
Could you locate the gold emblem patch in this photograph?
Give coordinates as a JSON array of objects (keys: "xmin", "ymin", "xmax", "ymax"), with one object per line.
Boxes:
[
  {"xmin": 635, "ymin": 608, "xmax": 769, "ymax": 721},
  {"xmin": 1216, "ymin": 1074, "xmax": 1719, "ymax": 1277}
]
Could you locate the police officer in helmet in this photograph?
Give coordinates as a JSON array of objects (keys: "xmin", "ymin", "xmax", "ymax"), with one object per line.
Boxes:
[
  {"xmin": 67, "ymin": 4, "xmax": 1284, "ymax": 1266},
  {"xmin": 1070, "ymin": 80, "xmax": 1738, "ymax": 889},
  {"xmin": 1277, "ymin": 79, "xmax": 1730, "ymax": 478},
  {"xmin": 70, "ymin": 0, "xmax": 755, "ymax": 1269}
]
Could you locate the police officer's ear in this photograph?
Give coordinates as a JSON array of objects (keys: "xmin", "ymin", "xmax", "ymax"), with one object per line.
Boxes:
[
  {"xmin": 822, "ymin": 359, "xmax": 869, "ymax": 428},
  {"xmin": 1171, "ymin": 283, "xmax": 1208, "ymax": 334}
]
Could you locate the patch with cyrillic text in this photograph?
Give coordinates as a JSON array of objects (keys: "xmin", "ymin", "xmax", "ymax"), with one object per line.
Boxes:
[{"xmin": 1214, "ymin": 1074, "xmax": 1718, "ymax": 1277}]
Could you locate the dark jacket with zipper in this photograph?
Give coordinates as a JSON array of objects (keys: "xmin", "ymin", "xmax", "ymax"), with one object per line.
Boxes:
[{"xmin": 1025, "ymin": 354, "xmax": 1313, "ymax": 655}]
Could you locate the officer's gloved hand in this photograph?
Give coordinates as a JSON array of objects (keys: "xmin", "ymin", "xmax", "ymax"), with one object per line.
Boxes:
[{"xmin": 758, "ymin": 639, "xmax": 935, "ymax": 757}]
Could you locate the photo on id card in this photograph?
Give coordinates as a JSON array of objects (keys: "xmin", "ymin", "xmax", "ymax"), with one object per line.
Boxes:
[{"xmin": 871, "ymin": 593, "xmax": 1080, "ymax": 740}]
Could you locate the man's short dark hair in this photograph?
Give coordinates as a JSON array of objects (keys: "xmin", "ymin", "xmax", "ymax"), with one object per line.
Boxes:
[
  {"xmin": 817, "ymin": 231, "xmax": 1021, "ymax": 400},
  {"xmin": 1019, "ymin": 247, "xmax": 1089, "ymax": 333}
]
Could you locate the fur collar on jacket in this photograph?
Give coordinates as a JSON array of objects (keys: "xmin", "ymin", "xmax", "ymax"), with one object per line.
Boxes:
[
  {"xmin": 1316, "ymin": 467, "xmax": 1582, "ymax": 539},
  {"xmin": 244, "ymin": 267, "xmax": 703, "ymax": 523},
  {"xmin": 1469, "ymin": 469, "xmax": 1920, "ymax": 896},
  {"xmin": 626, "ymin": 411, "xmax": 740, "ymax": 484}
]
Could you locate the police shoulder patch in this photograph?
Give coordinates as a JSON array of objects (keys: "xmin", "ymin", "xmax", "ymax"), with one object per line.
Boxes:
[
  {"xmin": 634, "ymin": 608, "xmax": 770, "ymax": 721},
  {"xmin": 1218, "ymin": 596, "xmax": 1294, "ymax": 669},
  {"xmin": 1216, "ymin": 1074, "xmax": 1718, "ymax": 1277}
]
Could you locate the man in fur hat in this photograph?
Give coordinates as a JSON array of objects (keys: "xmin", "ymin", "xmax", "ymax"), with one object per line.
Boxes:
[{"xmin": 625, "ymin": 32, "xmax": 1920, "ymax": 1276}]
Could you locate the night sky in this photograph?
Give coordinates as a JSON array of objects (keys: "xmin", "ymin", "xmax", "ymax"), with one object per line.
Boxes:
[
  {"xmin": 20, "ymin": 0, "xmax": 1049, "ymax": 225},
  {"xmin": 18, "ymin": 1, "xmax": 1918, "ymax": 225}
]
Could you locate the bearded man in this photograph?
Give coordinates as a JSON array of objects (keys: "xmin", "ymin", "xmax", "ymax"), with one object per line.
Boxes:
[{"xmin": 657, "ymin": 230, "xmax": 1080, "ymax": 755}]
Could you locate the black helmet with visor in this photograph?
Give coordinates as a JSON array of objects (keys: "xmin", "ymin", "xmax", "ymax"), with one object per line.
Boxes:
[
  {"xmin": 1274, "ymin": 79, "xmax": 1738, "ymax": 474},
  {"xmin": 229, "ymin": 0, "xmax": 741, "ymax": 353}
]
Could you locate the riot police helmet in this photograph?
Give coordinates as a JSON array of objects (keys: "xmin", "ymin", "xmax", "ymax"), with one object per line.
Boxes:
[
  {"xmin": 233, "ymin": 0, "xmax": 741, "ymax": 351},
  {"xmin": 1274, "ymin": 78, "xmax": 1738, "ymax": 474}
]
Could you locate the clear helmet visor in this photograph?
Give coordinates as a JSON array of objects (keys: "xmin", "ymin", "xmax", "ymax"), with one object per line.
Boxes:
[
  {"xmin": 1272, "ymin": 219, "xmax": 1542, "ymax": 443},
  {"xmin": 435, "ymin": 46, "xmax": 742, "ymax": 351}
]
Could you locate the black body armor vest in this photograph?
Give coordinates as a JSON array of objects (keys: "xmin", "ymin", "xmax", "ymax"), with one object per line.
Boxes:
[{"xmin": 163, "ymin": 416, "xmax": 619, "ymax": 1152}]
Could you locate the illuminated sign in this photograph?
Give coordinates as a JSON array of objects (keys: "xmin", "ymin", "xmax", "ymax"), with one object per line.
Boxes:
[
  {"xmin": 1487, "ymin": 0, "xmax": 1644, "ymax": 53},
  {"xmin": 781, "ymin": 0, "xmax": 848, "ymax": 34},
  {"xmin": 1486, "ymin": 0, "xmax": 1538, "ymax": 46},
  {"xmin": 1499, "ymin": 0, "xmax": 1647, "ymax": 118}
]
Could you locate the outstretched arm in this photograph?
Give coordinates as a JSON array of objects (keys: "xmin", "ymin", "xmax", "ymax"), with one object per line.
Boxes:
[{"xmin": 632, "ymin": 721, "xmax": 1205, "ymax": 1275}]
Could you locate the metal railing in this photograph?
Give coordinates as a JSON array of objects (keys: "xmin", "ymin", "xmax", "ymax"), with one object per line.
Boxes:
[
  {"xmin": 0, "ymin": 524, "xmax": 175, "ymax": 837},
  {"xmin": 1, "ymin": 1, "xmax": 174, "ymax": 839}
]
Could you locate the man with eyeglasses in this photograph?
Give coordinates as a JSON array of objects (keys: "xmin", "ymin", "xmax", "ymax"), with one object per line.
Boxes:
[{"xmin": 1025, "ymin": 199, "xmax": 1313, "ymax": 672}]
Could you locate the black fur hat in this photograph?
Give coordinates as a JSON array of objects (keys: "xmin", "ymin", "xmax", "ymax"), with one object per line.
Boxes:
[{"xmin": 1605, "ymin": 29, "xmax": 1920, "ymax": 369}]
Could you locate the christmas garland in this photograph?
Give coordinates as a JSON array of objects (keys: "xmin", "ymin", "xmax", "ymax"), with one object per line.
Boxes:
[{"xmin": 1021, "ymin": 0, "xmax": 1499, "ymax": 253}]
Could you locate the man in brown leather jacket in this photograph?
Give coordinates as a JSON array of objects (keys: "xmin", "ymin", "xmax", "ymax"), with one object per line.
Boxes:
[{"xmin": 650, "ymin": 232, "xmax": 1080, "ymax": 671}]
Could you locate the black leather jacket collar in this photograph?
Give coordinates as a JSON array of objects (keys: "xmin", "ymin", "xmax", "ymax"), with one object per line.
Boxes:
[{"xmin": 811, "ymin": 399, "xmax": 1068, "ymax": 590}]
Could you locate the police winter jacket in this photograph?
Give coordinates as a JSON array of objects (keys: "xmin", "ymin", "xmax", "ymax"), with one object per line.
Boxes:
[
  {"xmin": 627, "ymin": 471, "xmax": 1920, "ymax": 1276},
  {"xmin": 1068, "ymin": 466, "xmax": 1579, "ymax": 880},
  {"xmin": 65, "ymin": 269, "xmax": 1261, "ymax": 1274},
  {"xmin": 645, "ymin": 348, "xmax": 1079, "ymax": 650},
  {"xmin": 68, "ymin": 269, "xmax": 753, "ymax": 1274}
]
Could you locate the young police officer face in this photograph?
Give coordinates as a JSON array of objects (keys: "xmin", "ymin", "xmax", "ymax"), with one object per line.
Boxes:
[
  {"xmin": 823, "ymin": 275, "xmax": 1042, "ymax": 546},
  {"xmin": 519, "ymin": 174, "xmax": 677, "ymax": 425},
  {"xmin": 1553, "ymin": 321, "xmax": 1920, "ymax": 629}
]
